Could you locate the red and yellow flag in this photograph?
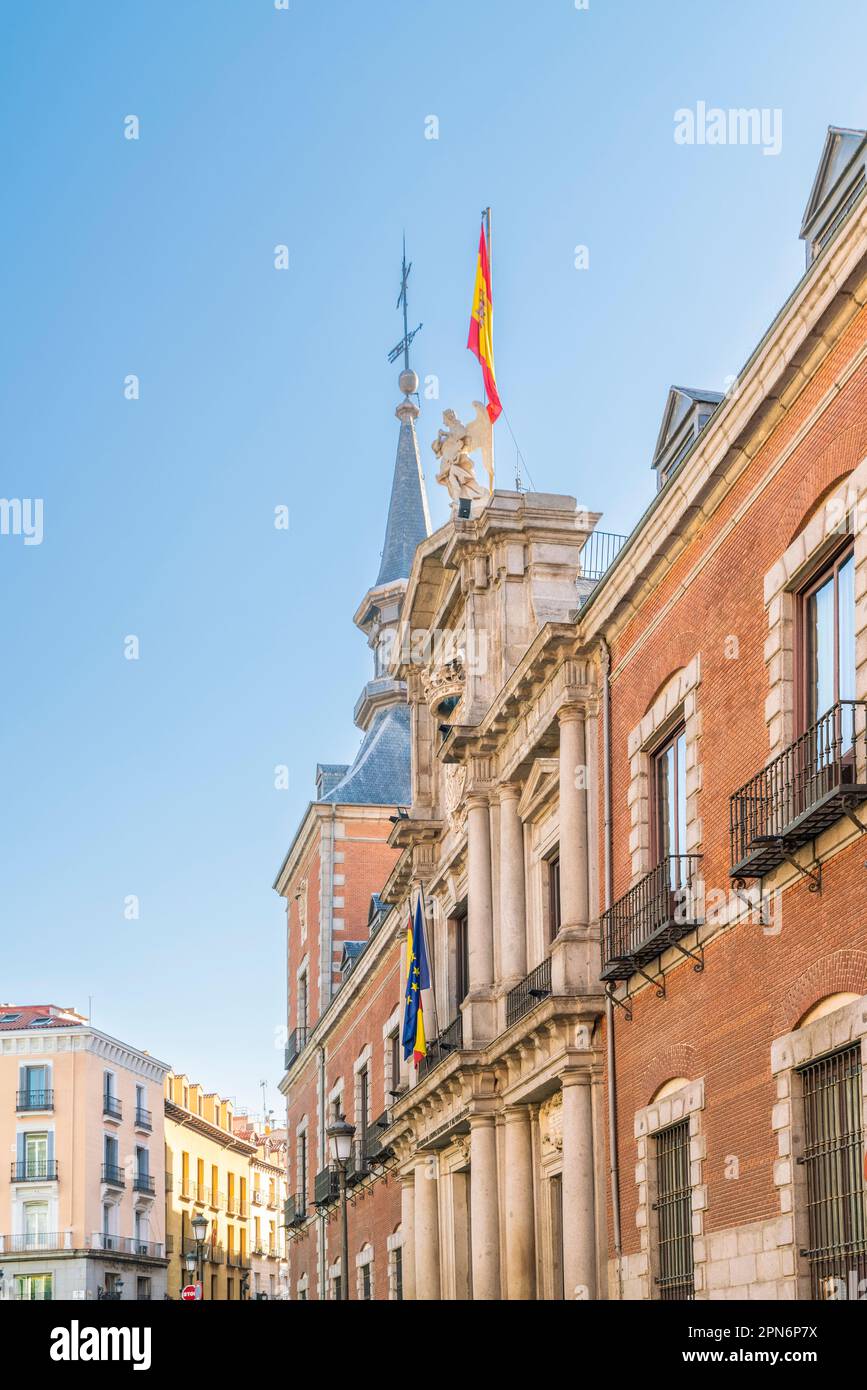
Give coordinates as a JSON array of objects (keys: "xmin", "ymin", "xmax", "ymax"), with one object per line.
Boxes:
[{"xmin": 467, "ymin": 221, "xmax": 502, "ymax": 424}]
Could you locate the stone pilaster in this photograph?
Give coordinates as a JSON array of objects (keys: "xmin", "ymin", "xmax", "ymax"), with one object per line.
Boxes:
[
  {"xmin": 503, "ymin": 1106, "xmax": 536, "ymax": 1300},
  {"xmin": 469, "ymin": 1113, "xmax": 501, "ymax": 1299}
]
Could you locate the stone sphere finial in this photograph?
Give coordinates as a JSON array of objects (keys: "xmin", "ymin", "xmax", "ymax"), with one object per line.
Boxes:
[{"xmin": 399, "ymin": 368, "xmax": 419, "ymax": 397}]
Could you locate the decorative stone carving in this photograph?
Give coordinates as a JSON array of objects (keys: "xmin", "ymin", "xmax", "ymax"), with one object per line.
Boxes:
[
  {"xmin": 295, "ymin": 879, "xmax": 308, "ymax": 941},
  {"xmin": 432, "ymin": 405, "xmax": 493, "ymax": 514},
  {"xmin": 444, "ymin": 764, "xmax": 468, "ymax": 832},
  {"xmin": 539, "ymin": 1091, "xmax": 564, "ymax": 1156},
  {"xmin": 422, "ymin": 652, "xmax": 465, "ymax": 716}
]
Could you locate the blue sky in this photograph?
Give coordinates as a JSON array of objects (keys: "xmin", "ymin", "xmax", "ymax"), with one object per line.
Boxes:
[{"xmin": 1, "ymin": 0, "xmax": 865, "ymax": 1108}]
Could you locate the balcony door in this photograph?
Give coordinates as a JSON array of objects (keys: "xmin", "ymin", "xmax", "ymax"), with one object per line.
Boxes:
[
  {"xmin": 653, "ymin": 725, "xmax": 687, "ymax": 888},
  {"xmin": 802, "ymin": 546, "xmax": 856, "ymax": 770},
  {"xmin": 24, "ymin": 1202, "xmax": 49, "ymax": 1249},
  {"xmin": 25, "ymin": 1133, "xmax": 48, "ymax": 1178}
]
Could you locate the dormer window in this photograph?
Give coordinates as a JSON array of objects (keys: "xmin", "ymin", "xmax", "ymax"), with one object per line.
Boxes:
[
  {"xmin": 800, "ymin": 127, "xmax": 867, "ymax": 268},
  {"xmin": 652, "ymin": 387, "xmax": 723, "ymax": 493}
]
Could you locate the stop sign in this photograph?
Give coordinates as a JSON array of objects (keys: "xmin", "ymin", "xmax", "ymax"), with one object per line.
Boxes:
[{"xmin": 181, "ymin": 1285, "xmax": 198, "ymax": 1301}]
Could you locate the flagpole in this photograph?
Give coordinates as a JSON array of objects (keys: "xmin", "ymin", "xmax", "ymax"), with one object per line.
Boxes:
[
  {"xmin": 483, "ymin": 206, "xmax": 496, "ymax": 489},
  {"xmin": 416, "ymin": 881, "xmax": 442, "ymax": 1048}
]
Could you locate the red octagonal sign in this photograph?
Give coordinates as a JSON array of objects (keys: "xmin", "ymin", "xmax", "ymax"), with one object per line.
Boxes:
[{"xmin": 181, "ymin": 1285, "xmax": 198, "ymax": 1302}]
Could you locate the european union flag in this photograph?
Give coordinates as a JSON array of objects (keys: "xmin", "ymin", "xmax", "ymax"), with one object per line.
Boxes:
[{"xmin": 401, "ymin": 896, "xmax": 430, "ymax": 1064}]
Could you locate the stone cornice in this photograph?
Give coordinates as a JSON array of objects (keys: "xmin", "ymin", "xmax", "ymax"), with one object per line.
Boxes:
[
  {"xmin": 578, "ymin": 195, "xmax": 867, "ymax": 648},
  {"xmin": 0, "ymin": 1027, "xmax": 170, "ymax": 1083},
  {"xmin": 164, "ymin": 1100, "xmax": 257, "ymax": 1155}
]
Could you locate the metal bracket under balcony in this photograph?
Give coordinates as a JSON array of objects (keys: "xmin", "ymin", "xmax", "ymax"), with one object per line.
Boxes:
[
  {"xmin": 363, "ymin": 1111, "xmax": 394, "ymax": 1167},
  {"xmin": 600, "ymin": 855, "xmax": 703, "ymax": 985},
  {"xmin": 729, "ymin": 701, "xmax": 867, "ymax": 883}
]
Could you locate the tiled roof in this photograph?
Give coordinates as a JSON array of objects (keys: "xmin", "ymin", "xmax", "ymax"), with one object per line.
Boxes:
[
  {"xmin": 375, "ymin": 413, "xmax": 431, "ymax": 586},
  {"xmin": 0, "ymin": 1005, "xmax": 84, "ymax": 1030},
  {"xmin": 320, "ymin": 702, "xmax": 411, "ymax": 806}
]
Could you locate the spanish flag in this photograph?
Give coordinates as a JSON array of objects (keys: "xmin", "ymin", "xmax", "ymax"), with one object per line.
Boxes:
[
  {"xmin": 401, "ymin": 896, "xmax": 430, "ymax": 1066},
  {"xmin": 467, "ymin": 219, "xmax": 502, "ymax": 424}
]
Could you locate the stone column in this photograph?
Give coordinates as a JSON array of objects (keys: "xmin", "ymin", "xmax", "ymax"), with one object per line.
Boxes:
[
  {"xmin": 469, "ymin": 1114, "xmax": 501, "ymax": 1299},
  {"xmin": 558, "ymin": 706, "xmax": 588, "ymax": 931},
  {"xmin": 499, "ymin": 786, "xmax": 527, "ymax": 986},
  {"xmin": 414, "ymin": 1158, "xmax": 441, "ymax": 1300},
  {"xmin": 400, "ymin": 1172, "xmax": 417, "ymax": 1301},
  {"xmin": 503, "ymin": 1107, "xmax": 536, "ymax": 1299},
  {"xmin": 560, "ymin": 1073, "xmax": 596, "ymax": 1300},
  {"xmin": 467, "ymin": 796, "xmax": 494, "ymax": 990}
]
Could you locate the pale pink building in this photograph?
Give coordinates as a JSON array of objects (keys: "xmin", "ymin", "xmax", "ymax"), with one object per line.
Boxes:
[{"xmin": 0, "ymin": 1004, "xmax": 170, "ymax": 1301}]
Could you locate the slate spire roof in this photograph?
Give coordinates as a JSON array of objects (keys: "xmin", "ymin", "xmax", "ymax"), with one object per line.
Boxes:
[{"xmin": 375, "ymin": 389, "xmax": 431, "ymax": 587}]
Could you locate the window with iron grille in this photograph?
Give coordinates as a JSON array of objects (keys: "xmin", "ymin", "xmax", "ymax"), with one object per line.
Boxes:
[
  {"xmin": 653, "ymin": 1120, "xmax": 694, "ymax": 1300},
  {"xmin": 799, "ymin": 1044, "xmax": 867, "ymax": 1299},
  {"xmin": 361, "ymin": 1262, "xmax": 371, "ymax": 1300}
]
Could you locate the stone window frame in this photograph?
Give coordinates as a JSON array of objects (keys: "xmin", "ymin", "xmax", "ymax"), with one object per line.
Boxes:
[
  {"xmin": 296, "ymin": 1272, "xmax": 308, "ymax": 1301},
  {"xmin": 328, "ymin": 1256, "xmax": 342, "ymax": 1301},
  {"xmin": 328, "ymin": 1077, "xmax": 344, "ymax": 1124},
  {"xmin": 770, "ymin": 992, "xmax": 867, "ymax": 1300},
  {"xmin": 633, "ymin": 1079, "xmax": 706, "ymax": 1301},
  {"xmin": 382, "ymin": 1006, "xmax": 402, "ymax": 1100},
  {"xmin": 295, "ymin": 955, "xmax": 310, "ymax": 1033},
  {"xmin": 626, "ymin": 656, "xmax": 702, "ymax": 881},
  {"xmin": 763, "ymin": 459, "xmax": 867, "ymax": 759},
  {"xmin": 355, "ymin": 1241, "xmax": 374, "ymax": 1300},
  {"xmin": 353, "ymin": 1044, "xmax": 372, "ymax": 1136},
  {"xmin": 294, "ymin": 1115, "xmax": 308, "ymax": 1206},
  {"xmin": 386, "ymin": 1229, "xmax": 404, "ymax": 1300}
]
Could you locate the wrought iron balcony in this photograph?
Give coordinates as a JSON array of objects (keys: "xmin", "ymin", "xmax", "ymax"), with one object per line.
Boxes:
[
  {"xmin": 506, "ymin": 958, "xmax": 552, "ymax": 1028},
  {"xmin": 134, "ymin": 1107, "xmax": 152, "ymax": 1132},
  {"xmin": 101, "ymin": 1163, "xmax": 126, "ymax": 1188},
  {"xmin": 227, "ymin": 1250, "xmax": 251, "ymax": 1269},
  {"xmin": 284, "ymin": 1027, "xmax": 309, "ymax": 1072},
  {"xmin": 284, "ymin": 1193, "xmax": 307, "ymax": 1227},
  {"xmin": 16, "ymin": 1089, "xmax": 54, "ymax": 1112},
  {"xmin": 577, "ymin": 529, "xmax": 628, "ymax": 584},
  {"xmin": 363, "ymin": 1110, "xmax": 393, "ymax": 1164},
  {"xmin": 418, "ymin": 1014, "xmax": 464, "ymax": 1080},
  {"xmin": 11, "ymin": 1161, "xmax": 59, "ymax": 1183},
  {"xmin": 730, "ymin": 701, "xmax": 867, "ymax": 881},
  {"xmin": 133, "ymin": 1172, "xmax": 155, "ymax": 1196},
  {"xmin": 92, "ymin": 1234, "xmax": 164, "ymax": 1259},
  {"xmin": 193, "ymin": 1184, "xmax": 209, "ymax": 1206},
  {"xmin": 0, "ymin": 1231, "xmax": 71, "ymax": 1252},
  {"xmin": 601, "ymin": 855, "xmax": 703, "ymax": 982},
  {"xmin": 314, "ymin": 1167, "xmax": 340, "ymax": 1207},
  {"xmin": 103, "ymin": 1095, "xmax": 122, "ymax": 1120}
]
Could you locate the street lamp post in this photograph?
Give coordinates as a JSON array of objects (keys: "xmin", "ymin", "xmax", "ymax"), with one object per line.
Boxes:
[
  {"xmin": 190, "ymin": 1213, "xmax": 209, "ymax": 1299},
  {"xmin": 326, "ymin": 1114, "xmax": 356, "ymax": 1302}
]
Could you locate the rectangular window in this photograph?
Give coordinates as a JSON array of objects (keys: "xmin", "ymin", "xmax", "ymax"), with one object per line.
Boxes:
[
  {"xmin": 454, "ymin": 909, "xmax": 469, "ymax": 1011},
  {"xmin": 298, "ymin": 972, "xmax": 308, "ymax": 1033},
  {"xmin": 359, "ymin": 1067, "xmax": 369, "ymax": 1149},
  {"xmin": 802, "ymin": 545, "xmax": 856, "ymax": 729},
  {"xmin": 25, "ymin": 1132, "xmax": 48, "ymax": 1177},
  {"xmin": 24, "ymin": 1202, "xmax": 49, "ymax": 1248},
  {"xmin": 16, "ymin": 1273, "xmax": 52, "ymax": 1301},
  {"xmin": 332, "ymin": 1274, "xmax": 341, "ymax": 1300},
  {"xmin": 361, "ymin": 1263, "xmax": 371, "ymax": 1300},
  {"xmin": 799, "ymin": 1044, "xmax": 867, "ymax": 1299},
  {"xmin": 389, "ymin": 1031, "xmax": 401, "ymax": 1095},
  {"xmin": 136, "ymin": 1276, "xmax": 151, "ymax": 1301},
  {"xmin": 299, "ymin": 1132, "xmax": 308, "ymax": 1204},
  {"xmin": 394, "ymin": 1246, "xmax": 403, "ymax": 1301},
  {"xmin": 653, "ymin": 1119, "xmax": 695, "ymax": 1300},
  {"xmin": 547, "ymin": 853, "xmax": 561, "ymax": 942}
]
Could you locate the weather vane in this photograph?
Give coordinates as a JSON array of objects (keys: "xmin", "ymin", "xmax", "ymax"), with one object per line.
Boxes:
[{"xmin": 388, "ymin": 235, "xmax": 423, "ymax": 368}]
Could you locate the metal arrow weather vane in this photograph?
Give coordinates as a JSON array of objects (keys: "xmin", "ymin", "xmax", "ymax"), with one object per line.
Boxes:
[{"xmin": 388, "ymin": 235, "xmax": 423, "ymax": 368}]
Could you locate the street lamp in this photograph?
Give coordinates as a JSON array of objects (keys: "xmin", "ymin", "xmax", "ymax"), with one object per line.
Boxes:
[
  {"xmin": 327, "ymin": 1114, "xmax": 355, "ymax": 1302},
  {"xmin": 190, "ymin": 1213, "xmax": 209, "ymax": 1299}
]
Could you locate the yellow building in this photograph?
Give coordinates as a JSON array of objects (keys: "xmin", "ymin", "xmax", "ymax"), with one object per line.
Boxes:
[{"xmin": 164, "ymin": 1073, "xmax": 256, "ymax": 1300}]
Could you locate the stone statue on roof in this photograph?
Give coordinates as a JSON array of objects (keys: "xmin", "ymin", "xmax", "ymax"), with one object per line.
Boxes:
[{"xmin": 432, "ymin": 403, "xmax": 494, "ymax": 514}]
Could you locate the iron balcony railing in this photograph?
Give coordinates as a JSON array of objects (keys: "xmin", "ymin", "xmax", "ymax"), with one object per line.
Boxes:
[
  {"xmin": 363, "ymin": 1110, "xmax": 393, "ymax": 1164},
  {"xmin": 238, "ymin": 1199, "xmax": 249, "ymax": 1218},
  {"xmin": 730, "ymin": 701, "xmax": 867, "ymax": 879},
  {"xmin": 134, "ymin": 1107, "xmax": 153, "ymax": 1131},
  {"xmin": 418, "ymin": 1014, "xmax": 464, "ymax": 1080},
  {"xmin": 103, "ymin": 1095, "xmax": 122, "ymax": 1120},
  {"xmin": 92, "ymin": 1234, "xmax": 164, "ymax": 1259},
  {"xmin": 227, "ymin": 1251, "xmax": 251, "ymax": 1270},
  {"xmin": 600, "ymin": 855, "xmax": 703, "ymax": 982},
  {"xmin": 577, "ymin": 530, "xmax": 628, "ymax": 585},
  {"xmin": 15, "ymin": 1089, "xmax": 54, "ymax": 1112},
  {"xmin": 284, "ymin": 1028, "xmax": 309, "ymax": 1072},
  {"xmin": 314, "ymin": 1167, "xmax": 340, "ymax": 1207},
  {"xmin": 284, "ymin": 1193, "xmax": 307, "ymax": 1227},
  {"xmin": 506, "ymin": 958, "xmax": 552, "ymax": 1029},
  {"xmin": 101, "ymin": 1163, "xmax": 126, "ymax": 1188},
  {"xmin": 133, "ymin": 1172, "xmax": 155, "ymax": 1196},
  {"xmin": 0, "ymin": 1231, "xmax": 72, "ymax": 1253},
  {"xmin": 11, "ymin": 1161, "xmax": 59, "ymax": 1183},
  {"xmin": 193, "ymin": 1184, "xmax": 210, "ymax": 1206}
]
